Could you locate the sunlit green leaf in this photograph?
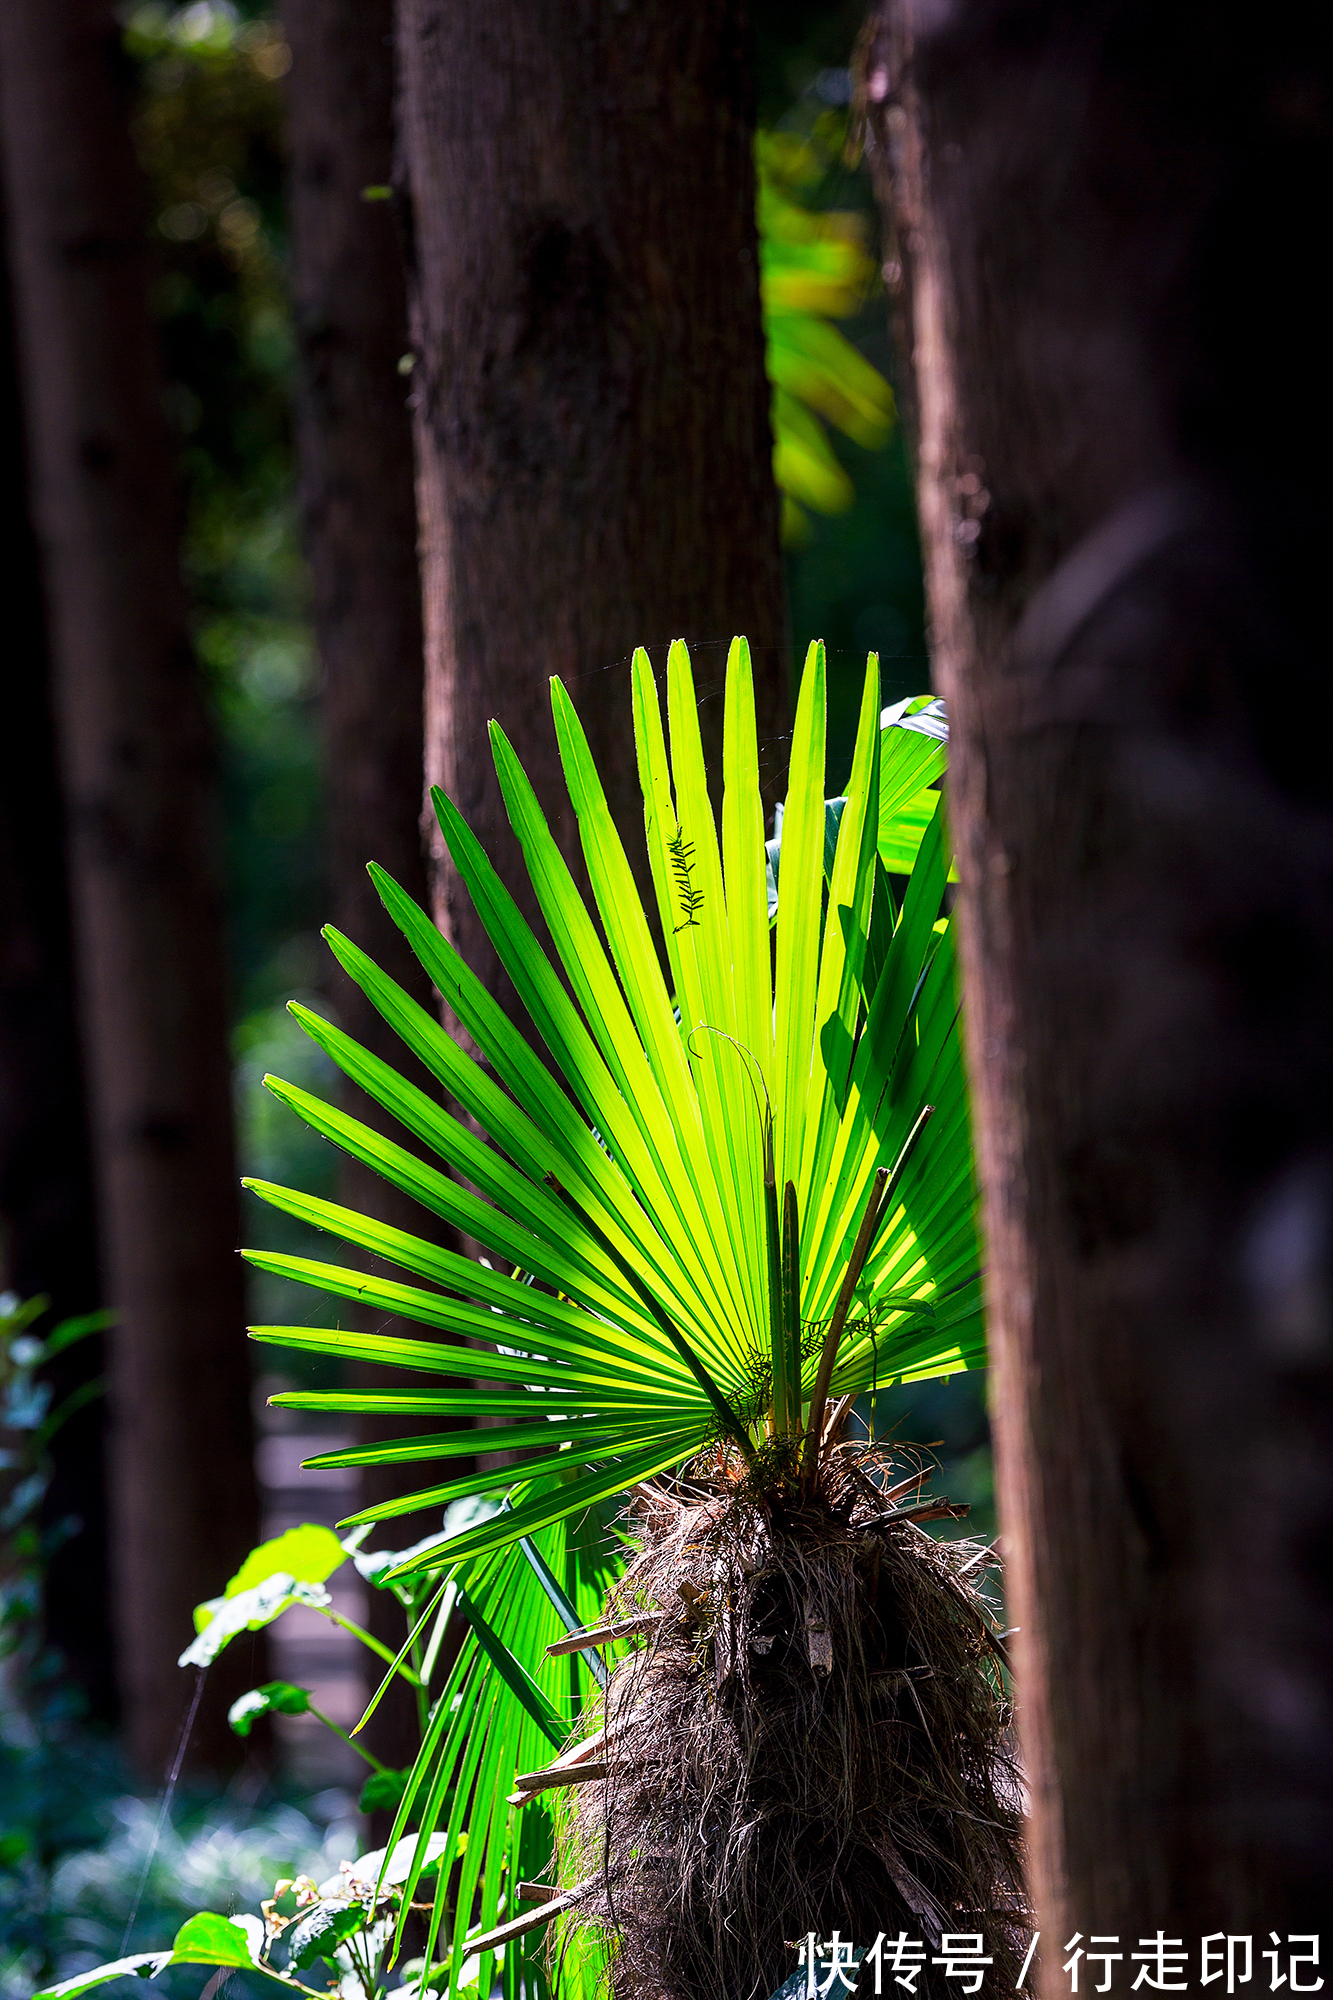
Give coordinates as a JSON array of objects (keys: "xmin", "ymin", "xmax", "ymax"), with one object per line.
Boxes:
[
  {"xmin": 288, "ymin": 1901, "xmax": 367, "ymax": 1969},
  {"xmin": 228, "ymin": 1679, "xmax": 311, "ymax": 1735},
  {"xmin": 221, "ymin": 1522, "xmax": 346, "ymax": 1599},
  {"xmin": 181, "ymin": 1574, "xmax": 333, "ymax": 1667}
]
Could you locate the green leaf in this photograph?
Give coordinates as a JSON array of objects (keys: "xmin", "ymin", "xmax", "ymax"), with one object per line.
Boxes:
[
  {"xmin": 373, "ymin": 1503, "xmax": 617, "ymax": 1990},
  {"xmin": 359, "ymin": 1766, "xmax": 411, "ymax": 1814},
  {"xmin": 288, "ymin": 1901, "xmax": 368, "ymax": 1969},
  {"xmin": 516, "ymin": 1525, "xmax": 607, "ymax": 1689},
  {"xmin": 878, "ymin": 696, "xmax": 949, "ymax": 873},
  {"xmin": 774, "ymin": 639, "xmax": 826, "ymax": 1201},
  {"xmin": 721, "ymin": 635, "xmax": 773, "ymax": 1091},
  {"xmin": 169, "ymin": 1913, "xmax": 263, "ymax": 1970},
  {"xmin": 456, "ymin": 1586, "xmax": 566, "ymax": 1747},
  {"xmin": 181, "ymin": 1574, "xmax": 333, "ymax": 1668},
  {"xmin": 222, "ymin": 1523, "xmax": 346, "ymax": 1599},
  {"xmin": 42, "ymin": 1307, "xmax": 116, "ymax": 1361},
  {"xmin": 31, "ymin": 1955, "xmax": 171, "ymax": 2000},
  {"xmin": 382, "ymin": 1437, "xmax": 703, "ymax": 1577},
  {"xmin": 31, "ymin": 1918, "xmax": 271, "ymax": 2000},
  {"xmin": 228, "ymin": 1680, "xmax": 311, "ymax": 1735},
  {"xmin": 250, "ymin": 652, "xmax": 978, "ymax": 1560}
]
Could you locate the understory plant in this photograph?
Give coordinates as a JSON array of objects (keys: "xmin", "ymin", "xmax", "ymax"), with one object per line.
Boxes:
[
  {"xmin": 7, "ymin": 1760, "xmax": 348, "ymax": 2000},
  {"xmin": 2, "ymin": 1293, "xmax": 111, "ymax": 1713},
  {"xmin": 28, "ymin": 1513, "xmax": 569, "ymax": 2000},
  {"xmin": 36, "ymin": 638, "xmax": 1023, "ymax": 2000}
]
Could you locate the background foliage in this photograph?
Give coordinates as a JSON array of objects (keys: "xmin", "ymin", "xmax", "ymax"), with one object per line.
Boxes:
[{"xmin": 2, "ymin": 18, "xmax": 992, "ymax": 1990}]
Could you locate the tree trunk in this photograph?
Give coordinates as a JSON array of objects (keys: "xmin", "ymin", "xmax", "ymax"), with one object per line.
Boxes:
[
  {"xmin": 866, "ymin": 0, "xmax": 1331, "ymax": 1948},
  {"xmin": 0, "ymin": 216, "xmax": 112, "ymax": 1722},
  {"xmin": 283, "ymin": 0, "xmax": 445, "ymax": 1779},
  {"xmin": 0, "ymin": 0, "xmax": 262, "ymax": 1776},
  {"xmin": 395, "ymin": 0, "xmax": 788, "ymax": 1004}
]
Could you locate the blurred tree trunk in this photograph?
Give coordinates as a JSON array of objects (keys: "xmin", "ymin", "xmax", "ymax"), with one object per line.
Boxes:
[
  {"xmin": 0, "ymin": 219, "xmax": 113, "ymax": 1722},
  {"xmin": 866, "ymin": 0, "xmax": 1331, "ymax": 1948},
  {"xmin": 395, "ymin": 0, "xmax": 788, "ymax": 1004},
  {"xmin": 283, "ymin": 0, "xmax": 446, "ymax": 1783},
  {"xmin": 0, "ymin": 0, "xmax": 262, "ymax": 1775}
]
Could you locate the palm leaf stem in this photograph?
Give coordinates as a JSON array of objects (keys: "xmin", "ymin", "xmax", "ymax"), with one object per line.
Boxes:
[
  {"xmin": 801, "ymin": 1100, "xmax": 936, "ymax": 1485},
  {"xmin": 800, "ymin": 1167, "xmax": 889, "ymax": 1487},
  {"xmin": 781, "ymin": 1180, "xmax": 802, "ymax": 1443},
  {"xmin": 546, "ymin": 1615, "xmax": 661, "ymax": 1656},
  {"xmin": 764, "ymin": 1138, "xmax": 785, "ymax": 1437},
  {"xmin": 463, "ymin": 1880, "xmax": 595, "ymax": 1959},
  {"xmin": 513, "ymin": 1762, "xmax": 607, "ymax": 1794},
  {"xmin": 516, "ymin": 1522, "xmax": 609, "ymax": 1691}
]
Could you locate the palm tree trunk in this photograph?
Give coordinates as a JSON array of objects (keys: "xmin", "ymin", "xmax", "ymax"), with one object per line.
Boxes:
[
  {"xmin": 865, "ymin": 0, "xmax": 1332, "ymax": 1947},
  {"xmin": 0, "ymin": 0, "xmax": 261, "ymax": 1776},
  {"xmin": 395, "ymin": 0, "xmax": 788, "ymax": 1006}
]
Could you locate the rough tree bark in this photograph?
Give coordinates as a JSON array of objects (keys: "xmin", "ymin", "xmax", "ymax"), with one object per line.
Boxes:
[
  {"xmin": 0, "ymin": 221, "xmax": 112, "ymax": 1720},
  {"xmin": 283, "ymin": 0, "xmax": 445, "ymax": 1776},
  {"xmin": 395, "ymin": 0, "xmax": 788, "ymax": 1002},
  {"xmin": 866, "ymin": 0, "xmax": 1331, "ymax": 1948},
  {"xmin": 0, "ymin": 0, "xmax": 262, "ymax": 1775}
]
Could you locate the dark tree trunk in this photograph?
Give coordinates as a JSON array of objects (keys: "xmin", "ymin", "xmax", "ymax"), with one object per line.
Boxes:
[
  {"xmin": 395, "ymin": 0, "xmax": 788, "ymax": 1002},
  {"xmin": 866, "ymin": 0, "xmax": 1332, "ymax": 1949},
  {"xmin": 282, "ymin": 0, "xmax": 445, "ymax": 1780},
  {"xmin": 0, "ymin": 0, "xmax": 262, "ymax": 1776},
  {"xmin": 0, "ymin": 216, "xmax": 112, "ymax": 1723},
  {"xmin": 283, "ymin": 0, "xmax": 428, "ymax": 1023}
]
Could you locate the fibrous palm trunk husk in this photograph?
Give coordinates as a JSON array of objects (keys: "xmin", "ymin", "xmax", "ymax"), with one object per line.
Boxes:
[{"xmin": 553, "ymin": 1449, "xmax": 1029, "ymax": 2000}]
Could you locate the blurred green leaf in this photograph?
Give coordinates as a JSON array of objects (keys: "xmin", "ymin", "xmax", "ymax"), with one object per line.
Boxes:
[
  {"xmin": 183, "ymin": 1523, "xmax": 348, "ymax": 1663},
  {"xmin": 349, "ymin": 1832, "xmax": 453, "ymax": 1890},
  {"xmin": 358, "ymin": 1766, "xmax": 412, "ymax": 1815},
  {"xmin": 31, "ymin": 1951, "xmax": 172, "ymax": 2000},
  {"xmin": 41, "ymin": 1308, "xmax": 116, "ymax": 1361},
  {"xmin": 758, "ymin": 129, "xmax": 894, "ymax": 537},
  {"xmin": 228, "ymin": 1678, "xmax": 311, "ymax": 1735}
]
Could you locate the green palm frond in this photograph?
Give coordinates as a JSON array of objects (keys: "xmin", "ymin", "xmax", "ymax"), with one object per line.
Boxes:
[
  {"xmin": 245, "ymin": 638, "xmax": 980, "ymax": 1587},
  {"xmin": 366, "ymin": 1498, "xmax": 618, "ymax": 2000}
]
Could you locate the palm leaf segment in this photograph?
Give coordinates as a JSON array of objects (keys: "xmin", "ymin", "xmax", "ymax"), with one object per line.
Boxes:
[
  {"xmin": 246, "ymin": 639, "xmax": 980, "ymax": 1580},
  {"xmin": 363, "ymin": 1499, "xmax": 618, "ymax": 2000}
]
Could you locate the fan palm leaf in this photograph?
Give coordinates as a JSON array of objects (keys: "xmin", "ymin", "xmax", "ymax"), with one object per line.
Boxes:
[{"xmin": 245, "ymin": 638, "xmax": 980, "ymax": 1587}]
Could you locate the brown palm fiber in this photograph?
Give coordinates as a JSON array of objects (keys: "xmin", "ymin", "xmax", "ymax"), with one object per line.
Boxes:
[{"xmin": 549, "ymin": 1445, "xmax": 1028, "ymax": 2000}]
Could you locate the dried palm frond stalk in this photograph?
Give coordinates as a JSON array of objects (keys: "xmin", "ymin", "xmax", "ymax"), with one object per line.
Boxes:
[{"xmin": 550, "ymin": 1446, "xmax": 1027, "ymax": 2000}]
